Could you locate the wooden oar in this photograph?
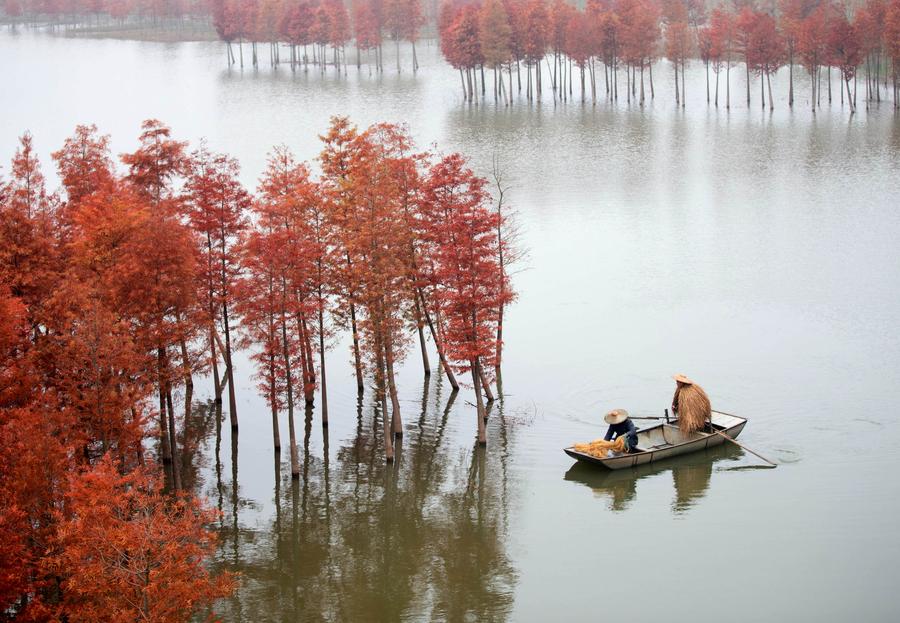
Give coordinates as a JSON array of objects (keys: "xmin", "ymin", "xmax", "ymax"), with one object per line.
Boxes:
[{"xmin": 709, "ymin": 428, "xmax": 777, "ymax": 468}]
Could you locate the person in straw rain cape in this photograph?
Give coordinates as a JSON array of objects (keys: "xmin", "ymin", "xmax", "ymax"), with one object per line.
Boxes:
[
  {"xmin": 603, "ymin": 409, "xmax": 639, "ymax": 454},
  {"xmin": 671, "ymin": 374, "xmax": 711, "ymax": 434}
]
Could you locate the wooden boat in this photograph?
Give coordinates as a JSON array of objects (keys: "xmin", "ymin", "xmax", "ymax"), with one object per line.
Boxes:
[{"xmin": 563, "ymin": 410, "xmax": 747, "ymax": 470}]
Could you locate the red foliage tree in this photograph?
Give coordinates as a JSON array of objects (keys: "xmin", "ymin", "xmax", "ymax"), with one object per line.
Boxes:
[
  {"xmin": 798, "ymin": 3, "xmax": 830, "ymax": 109},
  {"xmin": 522, "ymin": 0, "xmax": 549, "ymax": 99},
  {"xmin": 45, "ymin": 457, "xmax": 234, "ymax": 622},
  {"xmin": 121, "ymin": 118, "xmax": 188, "ymax": 212},
  {"xmin": 746, "ymin": 11, "xmax": 785, "ymax": 110},
  {"xmin": 665, "ymin": 19, "xmax": 690, "ymax": 106},
  {"xmin": 441, "ymin": 3, "xmax": 484, "ymax": 100},
  {"xmin": 565, "ymin": 11, "xmax": 594, "ymax": 100},
  {"xmin": 52, "ymin": 124, "xmax": 115, "ymax": 223},
  {"xmin": 0, "ymin": 133, "xmax": 60, "ymax": 315},
  {"xmin": 479, "ymin": 0, "xmax": 513, "ymax": 101},
  {"xmin": 888, "ymin": 0, "xmax": 900, "ymax": 107},
  {"xmin": 185, "ymin": 148, "xmax": 250, "ymax": 431},
  {"xmin": 384, "ymin": 0, "xmax": 424, "ymax": 70},
  {"xmin": 419, "ymin": 154, "xmax": 512, "ymax": 445},
  {"xmin": 709, "ymin": 7, "xmax": 735, "ymax": 107},
  {"xmin": 618, "ymin": 0, "xmax": 660, "ymax": 103},
  {"xmin": 828, "ymin": 10, "xmax": 864, "ymax": 112},
  {"xmin": 734, "ymin": 7, "xmax": 758, "ymax": 106},
  {"xmin": 353, "ymin": 0, "xmax": 382, "ymax": 67}
]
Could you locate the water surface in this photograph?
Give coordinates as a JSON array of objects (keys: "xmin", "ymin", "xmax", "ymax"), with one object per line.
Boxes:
[{"xmin": 4, "ymin": 30, "xmax": 900, "ymax": 622}]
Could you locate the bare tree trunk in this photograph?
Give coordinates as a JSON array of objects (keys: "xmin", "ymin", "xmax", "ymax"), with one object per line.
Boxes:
[
  {"xmin": 417, "ymin": 288, "xmax": 459, "ymax": 390},
  {"xmin": 375, "ymin": 327, "xmax": 394, "ymax": 462},
  {"xmin": 349, "ymin": 301, "xmax": 364, "ymax": 394},
  {"xmin": 675, "ymin": 62, "xmax": 680, "ymax": 104},
  {"xmin": 726, "ymin": 60, "xmax": 731, "ymax": 109},
  {"xmin": 789, "ymin": 52, "xmax": 794, "ymax": 106},
  {"xmin": 706, "ymin": 60, "xmax": 710, "ymax": 103},
  {"xmin": 746, "ymin": 57, "xmax": 750, "ymax": 106},
  {"xmin": 479, "ymin": 367, "xmax": 495, "ymax": 403},
  {"xmin": 317, "ymin": 298, "xmax": 328, "ymax": 427},
  {"xmin": 280, "ymin": 305, "xmax": 299, "ymax": 478},
  {"xmin": 270, "ymin": 353, "xmax": 280, "ymax": 452},
  {"xmin": 222, "ymin": 301, "xmax": 238, "ymax": 430},
  {"xmin": 384, "ymin": 324, "xmax": 402, "ymax": 438},
  {"xmin": 414, "ymin": 296, "xmax": 431, "ymax": 376},
  {"xmin": 472, "ymin": 358, "xmax": 487, "ymax": 446},
  {"xmin": 715, "ymin": 66, "xmax": 720, "ymax": 106},
  {"xmin": 179, "ymin": 338, "xmax": 193, "ymax": 426},
  {"xmin": 165, "ymin": 387, "xmax": 182, "ymax": 491},
  {"xmin": 157, "ymin": 348, "xmax": 172, "ymax": 479}
]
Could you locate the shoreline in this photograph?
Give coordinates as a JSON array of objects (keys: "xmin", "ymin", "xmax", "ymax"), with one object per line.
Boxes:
[{"xmin": 1, "ymin": 20, "xmax": 218, "ymax": 43}]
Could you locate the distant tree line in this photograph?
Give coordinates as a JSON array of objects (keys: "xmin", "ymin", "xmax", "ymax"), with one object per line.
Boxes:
[
  {"xmin": 440, "ymin": 0, "xmax": 900, "ymax": 111},
  {"xmin": 4, "ymin": 0, "xmax": 898, "ymax": 110},
  {"xmin": 1, "ymin": 0, "xmax": 213, "ymax": 27}
]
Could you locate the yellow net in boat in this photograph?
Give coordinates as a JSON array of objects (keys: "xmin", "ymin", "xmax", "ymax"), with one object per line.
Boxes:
[{"xmin": 573, "ymin": 436, "xmax": 626, "ymax": 459}]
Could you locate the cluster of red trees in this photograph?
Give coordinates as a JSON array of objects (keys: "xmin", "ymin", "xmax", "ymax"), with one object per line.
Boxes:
[
  {"xmin": 437, "ymin": 0, "xmax": 900, "ymax": 110},
  {"xmin": 240, "ymin": 117, "xmax": 516, "ymax": 466},
  {"xmin": 209, "ymin": 0, "xmax": 426, "ymax": 70},
  {"xmin": 2, "ymin": 0, "xmax": 429, "ymax": 72},
  {"xmin": 1, "ymin": 0, "xmax": 212, "ymax": 26},
  {"xmin": 0, "ymin": 117, "xmax": 514, "ymax": 615},
  {"xmin": 0, "ymin": 127, "xmax": 235, "ymax": 620}
]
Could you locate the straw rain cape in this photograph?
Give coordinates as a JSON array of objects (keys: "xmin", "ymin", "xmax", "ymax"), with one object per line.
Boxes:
[{"xmin": 674, "ymin": 383, "xmax": 711, "ymax": 434}]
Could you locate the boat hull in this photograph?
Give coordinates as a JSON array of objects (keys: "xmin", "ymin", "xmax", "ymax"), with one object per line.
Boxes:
[{"xmin": 564, "ymin": 411, "xmax": 747, "ymax": 470}]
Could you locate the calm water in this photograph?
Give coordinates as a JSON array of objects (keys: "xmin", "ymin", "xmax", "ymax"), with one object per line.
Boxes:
[{"xmin": 4, "ymin": 30, "xmax": 900, "ymax": 622}]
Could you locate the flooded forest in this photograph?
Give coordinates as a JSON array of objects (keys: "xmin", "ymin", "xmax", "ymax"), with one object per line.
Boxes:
[{"xmin": 2, "ymin": 0, "xmax": 900, "ymax": 621}]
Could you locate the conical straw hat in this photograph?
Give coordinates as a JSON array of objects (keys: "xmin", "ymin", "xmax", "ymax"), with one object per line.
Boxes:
[
  {"xmin": 604, "ymin": 409, "xmax": 629, "ymax": 425},
  {"xmin": 673, "ymin": 374, "xmax": 694, "ymax": 385}
]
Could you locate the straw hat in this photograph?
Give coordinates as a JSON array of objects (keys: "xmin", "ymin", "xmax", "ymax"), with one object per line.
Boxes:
[
  {"xmin": 673, "ymin": 374, "xmax": 694, "ymax": 385},
  {"xmin": 604, "ymin": 409, "xmax": 629, "ymax": 425}
]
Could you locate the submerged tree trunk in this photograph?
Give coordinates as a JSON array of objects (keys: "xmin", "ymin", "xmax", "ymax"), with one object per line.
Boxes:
[
  {"xmin": 414, "ymin": 297, "xmax": 431, "ymax": 376},
  {"xmin": 209, "ymin": 241, "xmax": 222, "ymax": 405},
  {"xmin": 375, "ymin": 328, "xmax": 394, "ymax": 462},
  {"xmin": 417, "ymin": 288, "xmax": 459, "ymax": 391},
  {"xmin": 385, "ymin": 328, "xmax": 402, "ymax": 438},
  {"xmin": 746, "ymin": 57, "xmax": 751, "ymax": 106},
  {"xmin": 281, "ymin": 310, "xmax": 299, "ymax": 478},
  {"xmin": 157, "ymin": 347, "xmax": 172, "ymax": 477},
  {"xmin": 317, "ymin": 296, "xmax": 328, "ymax": 427},
  {"xmin": 472, "ymin": 358, "xmax": 487, "ymax": 446},
  {"xmin": 726, "ymin": 60, "xmax": 731, "ymax": 109},
  {"xmin": 348, "ymin": 300, "xmax": 364, "ymax": 394},
  {"xmin": 222, "ymin": 301, "xmax": 238, "ymax": 430},
  {"xmin": 179, "ymin": 337, "xmax": 193, "ymax": 434},
  {"xmin": 165, "ymin": 388, "xmax": 182, "ymax": 491}
]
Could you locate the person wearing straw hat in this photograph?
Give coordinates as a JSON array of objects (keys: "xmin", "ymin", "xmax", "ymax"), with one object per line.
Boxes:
[
  {"xmin": 671, "ymin": 374, "xmax": 712, "ymax": 434},
  {"xmin": 603, "ymin": 409, "xmax": 639, "ymax": 454}
]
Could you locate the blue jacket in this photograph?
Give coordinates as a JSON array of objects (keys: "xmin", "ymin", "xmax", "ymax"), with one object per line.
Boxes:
[{"xmin": 604, "ymin": 418, "xmax": 638, "ymax": 450}]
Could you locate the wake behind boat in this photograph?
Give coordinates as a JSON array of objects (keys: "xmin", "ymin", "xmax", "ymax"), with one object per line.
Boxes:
[{"xmin": 563, "ymin": 411, "xmax": 748, "ymax": 470}]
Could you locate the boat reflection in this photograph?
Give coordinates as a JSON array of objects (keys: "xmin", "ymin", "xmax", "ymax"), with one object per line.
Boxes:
[{"xmin": 563, "ymin": 443, "xmax": 743, "ymax": 514}]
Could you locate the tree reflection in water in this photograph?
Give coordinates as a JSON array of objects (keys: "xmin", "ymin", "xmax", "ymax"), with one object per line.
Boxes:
[
  {"xmin": 563, "ymin": 443, "xmax": 744, "ymax": 513},
  {"xmin": 196, "ymin": 375, "xmax": 518, "ymax": 621}
]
